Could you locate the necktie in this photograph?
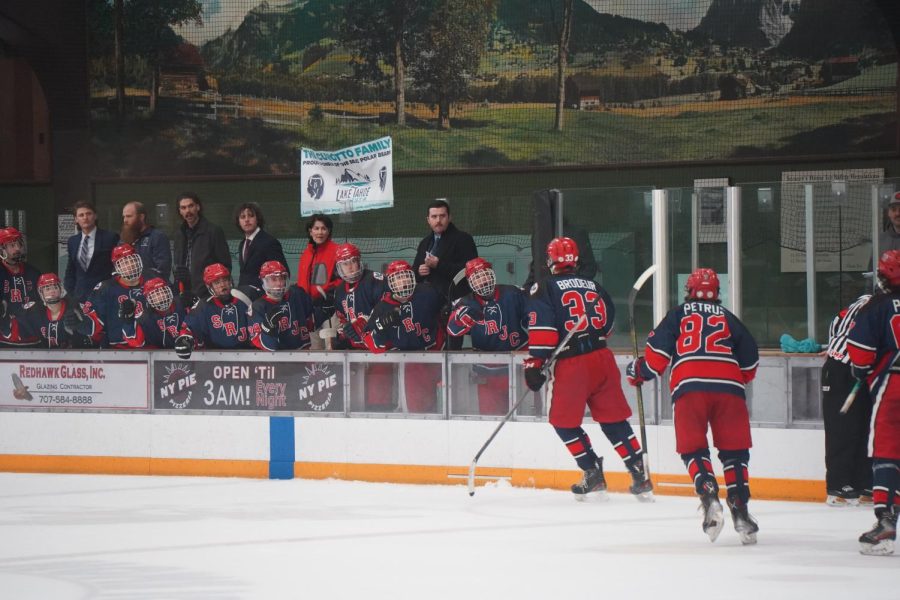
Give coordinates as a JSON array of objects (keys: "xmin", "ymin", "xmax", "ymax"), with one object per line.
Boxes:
[
  {"xmin": 429, "ymin": 234, "xmax": 441, "ymax": 254},
  {"xmin": 243, "ymin": 238, "xmax": 250, "ymax": 264},
  {"xmin": 79, "ymin": 235, "xmax": 90, "ymax": 270}
]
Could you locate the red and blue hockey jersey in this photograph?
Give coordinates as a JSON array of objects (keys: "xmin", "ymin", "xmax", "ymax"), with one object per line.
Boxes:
[
  {"xmin": 123, "ymin": 295, "xmax": 188, "ymax": 349},
  {"xmin": 448, "ymin": 284, "xmax": 528, "ymax": 351},
  {"xmin": 363, "ymin": 283, "xmax": 444, "ymax": 353},
  {"xmin": 79, "ymin": 276, "xmax": 147, "ymax": 348},
  {"xmin": 250, "ymin": 285, "xmax": 315, "ymax": 351},
  {"xmin": 636, "ymin": 301, "xmax": 759, "ymax": 401},
  {"xmin": 334, "ymin": 270, "xmax": 387, "ymax": 349},
  {"xmin": 0, "ymin": 262, "xmax": 40, "ymax": 317},
  {"xmin": 0, "ymin": 299, "xmax": 85, "ymax": 348},
  {"xmin": 180, "ymin": 296, "xmax": 252, "ymax": 350},
  {"xmin": 847, "ymin": 293, "xmax": 900, "ymax": 391},
  {"xmin": 526, "ymin": 274, "xmax": 614, "ymax": 360}
]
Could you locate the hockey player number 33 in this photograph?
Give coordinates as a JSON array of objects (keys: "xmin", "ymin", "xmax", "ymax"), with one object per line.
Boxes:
[
  {"xmin": 561, "ymin": 290, "xmax": 606, "ymax": 332},
  {"xmin": 677, "ymin": 313, "xmax": 731, "ymax": 355}
]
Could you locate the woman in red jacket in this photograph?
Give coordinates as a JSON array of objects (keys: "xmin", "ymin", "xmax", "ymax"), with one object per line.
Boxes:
[{"xmin": 298, "ymin": 213, "xmax": 341, "ymax": 349}]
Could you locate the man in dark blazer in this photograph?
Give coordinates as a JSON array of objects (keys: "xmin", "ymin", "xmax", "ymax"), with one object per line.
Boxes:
[
  {"xmin": 412, "ymin": 199, "xmax": 478, "ymax": 304},
  {"xmin": 234, "ymin": 202, "xmax": 288, "ymax": 288},
  {"xmin": 172, "ymin": 192, "xmax": 231, "ymax": 302},
  {"xmin": 64, "ymin": 200, "xmax": 120, "ymax": 304}
]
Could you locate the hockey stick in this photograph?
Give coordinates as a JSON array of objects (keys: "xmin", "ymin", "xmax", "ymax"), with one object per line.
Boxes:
[
  {"xmin": 627, "ymin": 264, "xmax": 658, "ymax": 481},
  {"xmin": 839, "ymin": 380, "xmax": 861, "ymax": 415},
  {"xmin": 467, "ymin": 313, "xmax": 587, "ymax": 496}
]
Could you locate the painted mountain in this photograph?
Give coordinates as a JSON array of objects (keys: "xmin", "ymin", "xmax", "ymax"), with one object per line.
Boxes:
[{"xmin": 693, "ymin": 0, "xmax": 799, "ymax": 48}]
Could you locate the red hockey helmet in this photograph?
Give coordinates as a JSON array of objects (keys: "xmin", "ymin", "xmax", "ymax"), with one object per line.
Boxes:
[
  {"xmin": 685, "ymin": 268, "xmax": 720, "ymax": 301},
  {"xmin": 385, "ymin": 259, "xmax": 415, "ymax": 300},
  {"xmin": 335, "ymin": 243, "xmax": 363, "ymax": 284},
  {"xmin": 259, "ymin": 260, "xmax": 289, "ymax": 300},
  {"xmin": 465, "ymin": 257, "xmax": 496, "ymax": 298},
  {"xmin": 143, "ymin": 277, "xmax": 173, "ymax": 312},
  {"xmin": 37, "ymin": 272, "xmax": 63, "ymax": 305},
  {"xmin": 0, "ymin": 227, "xmax": 26, "ymax": 264},
  {"xmin": 877, "ymin": 250, "xmax": 900, "ymax": 291},
  {"xmin": 546, "ymin": 237, "xmax": 579, "ymax": 274},
  {"xmin": 203, "ymin": 263, "xmax": 233, "ymax": 299},
  {"xmin": 112, "ymin": 243, "xmax": 143, "ymax": 280}
]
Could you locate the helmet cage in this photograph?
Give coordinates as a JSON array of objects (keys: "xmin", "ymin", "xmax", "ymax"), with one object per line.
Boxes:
[
  {"xmin": 388, "ymin": 269, "xmax": 416, "ymax": 301},
  {"xmin": 146, "ymin": 284, "xmax": 174, "ymax": 312},
  {"xmin": 262, "ymin": 271, "xmax": 288, "ymax": 300},
  {"xmin": 115, "ymin": 253, "xmax": 143, "ymax": 281},
  {"xmin": 468, "ymin": 266, "xmax": 496, "ymax": 298},
  {"xmin": 336, "ymin": 256, "xmax": 363, "ymax": 283}
]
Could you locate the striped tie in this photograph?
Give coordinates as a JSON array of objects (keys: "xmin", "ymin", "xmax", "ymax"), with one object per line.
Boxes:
[{"xmin": 79, "ymin": 235, "xmax": 90, "ymax": 270}]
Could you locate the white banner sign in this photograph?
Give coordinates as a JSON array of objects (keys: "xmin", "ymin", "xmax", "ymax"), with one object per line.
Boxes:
[
  {"xmin": 0, "ymin": 360, "xmax": 149, "ymax": 409},
  {"xmin": 299, "ymin": 136, "xmax": 394, "ymax": 217}
]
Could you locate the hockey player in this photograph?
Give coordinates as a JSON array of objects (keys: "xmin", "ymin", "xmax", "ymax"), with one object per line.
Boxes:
[
  {"xmin": 846, "ymin": 250, "xmax": 900, "ymax": 556},
  {"xmin": 78, "ymin": 243, "xmax": 147, "ymax": 349},
  {"xmin": 332, "ymin": 243, "xmax": 392, "ymax": 410},
  {"xmin": 0, "ymin": 227, "xmax": 41, "ymax": 319},
  {"xmin": 174, "ymin": 263, "xmax": 252, "ymax": 358},
  {"xmin": 351, "ymin": 260, "xmax": 444, "ymax": 413},
  {"xmin": 0, "ymin": 273, "xmax": 88, "ymax": 348},
  {"xmin": 524, "ymin": 236, "xmax": 653, "ymax": 502},
  {"xmin": 250, "ymin": 260, "xmax": 315, "ymax": 351},
  {"xmin": 122, "ymin": 277, "xmax": 186, "ymax": 349},
  {"xmin": 626, "ymin": 267, "xmax": 759, "ymax": 544},
  {"xmin": 447, "ymin": 257, "xmax": 528, "ymax": 415}
]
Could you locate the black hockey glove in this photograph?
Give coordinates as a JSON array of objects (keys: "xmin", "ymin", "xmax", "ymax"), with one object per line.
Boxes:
[
  {"xmin": 373, "ymin": 310, "xmax": 400, "ymax": 334},
  {"xmin": 320, "ymin": 293, "xmax": 336, "ymax": 320},
  {"xmin": 260, "ymin": 304, "xmax": 287, "ymax": 336},
  {"xmin": 174, "ymin": 335, "xmax": 194, "ymax": 360},
  {"xmin": 850, "ymin": 364, "xmax": 871, "ymax": 381},
  {"xmin": 62, "ymin": 309, "xmax": 83, "ymax": 335},
  {"xmin": 625, "ymin": 357, "xmax": 647, "ymax": 387},
  {"xmin": 118, "ymin": 299, "xmax": 136, "ymax": 321},
  {"xmin": 180, "ymin": 290, "xmax": 197, "ymax": 311},
  {"xmin": 523, "ymin": 357, "xmax": 547, "ymax": 391}
]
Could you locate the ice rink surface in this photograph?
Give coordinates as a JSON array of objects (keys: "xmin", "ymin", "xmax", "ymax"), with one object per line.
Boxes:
[{"xmin": 0, "ymin": 473, "xmax": 895, "ymax": 600}]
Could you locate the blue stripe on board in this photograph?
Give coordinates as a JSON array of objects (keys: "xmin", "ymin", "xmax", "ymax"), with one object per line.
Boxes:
[{"xmin": 269, "ymin": 416, "xmax": 295, "ymax": 480}]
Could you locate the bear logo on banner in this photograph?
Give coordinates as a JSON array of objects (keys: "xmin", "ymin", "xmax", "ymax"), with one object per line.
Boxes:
[{"xmin": 307, "ymin": 174, "xmax": 325, "ymax": 200}]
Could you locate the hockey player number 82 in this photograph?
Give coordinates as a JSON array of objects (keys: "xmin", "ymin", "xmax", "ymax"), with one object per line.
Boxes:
[
  {"xmin": 561, "ymin": 290, "xmax": 606, "ymax": 332},
  {"xmin": 677, "ymin": 313, "xmax": 730, "ymax": 355}
]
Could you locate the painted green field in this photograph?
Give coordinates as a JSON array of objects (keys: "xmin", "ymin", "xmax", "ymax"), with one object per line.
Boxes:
[{"xmin": 90, "ymin": 95, "xmax": 895, "ymax": 176}]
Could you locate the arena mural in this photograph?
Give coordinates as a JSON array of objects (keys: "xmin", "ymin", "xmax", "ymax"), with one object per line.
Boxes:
[{"xmin": 87, "ymin": 0, "xmax": 898, "ymax": 176}]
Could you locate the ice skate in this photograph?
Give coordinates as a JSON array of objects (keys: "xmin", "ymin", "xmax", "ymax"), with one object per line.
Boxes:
[
  {"xmin": 699, "ymin": 481, "xmax": 724, "ymax": 542},
  {"xmin": 572, "ymin": 458, "xmax": 608, "ymax": 502},
  {"xmin": 726, "ymin": 496, "xmax": 759, "ymax": 545},
  {"xmin": 628, "ymin": 457, "xmax": 655, "ymax": 503},
  {"xmin": 858, "ymin": 489, "xmax": 874, "ymax": 506},
  {"xmin": 826, "ymin": 485, "xmax": 860, "ymax": 507},
  {"xmin": 859, "ymin": 511, "xmax": 897, "ymax": 556}
]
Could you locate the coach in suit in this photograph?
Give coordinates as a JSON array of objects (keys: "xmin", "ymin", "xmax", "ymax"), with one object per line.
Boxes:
[
  {"xmin": 234, "ymin": 202, "xmax": 289, "ymax": 288},
  {"xmin": 64, "ymin": 200, "xmax": 120, "ymax": 304}
]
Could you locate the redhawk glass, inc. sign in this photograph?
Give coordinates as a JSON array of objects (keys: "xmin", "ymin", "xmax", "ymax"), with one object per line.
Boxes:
[{"xmin": 153, "ymin": 361, "xmax": 344, "ymax": 413}]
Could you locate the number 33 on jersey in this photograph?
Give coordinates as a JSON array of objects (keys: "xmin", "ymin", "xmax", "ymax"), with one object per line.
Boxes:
[{"xmin": 527, "ymin": 276, "xmax": 613, "ymax": 357}]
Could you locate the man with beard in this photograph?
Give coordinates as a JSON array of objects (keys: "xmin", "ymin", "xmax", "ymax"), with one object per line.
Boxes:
[{"xmin": 121, "ymin": 201, "xmax": 171, "ymax": 282}]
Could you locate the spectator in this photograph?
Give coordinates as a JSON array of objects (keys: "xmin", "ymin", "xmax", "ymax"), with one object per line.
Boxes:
[
  {"xmin": 121, "ymin": 201, "xmax": 172, "ymax": 281},
  {"xmin": 879, "ymin": 192, "xmax": 900, "ymax": 253},
  {"xmin": 234, "ymin": 202, "xmax": 288, "ymax": 289},
  {"xmin": 64, "ymin": 201, "xmax": 119, "ymax": 304},
  {"xmin": 823, "ymin": 292, "xmax": 874, "ymax": 506},
  {"xmin": 172, "ymin": 192, "xmax": 231, "ymax": 303},
  {"xmin": 297, "ymin": 213, "xmax": 341, "ymax": 349},
  {"xmin": 412, "ymin": 199, "xmax": 478, "ymax": 304}
]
